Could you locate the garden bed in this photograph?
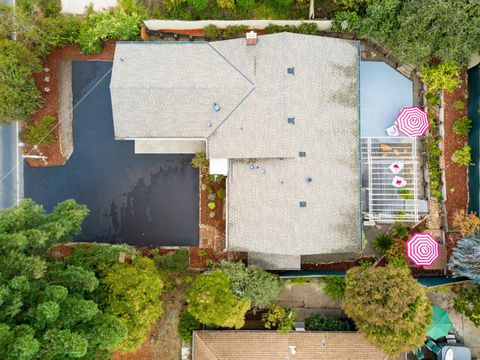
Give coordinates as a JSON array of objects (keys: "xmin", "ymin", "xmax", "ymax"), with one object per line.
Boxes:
[
  {"xmin": 26, "ymin": 41, "xmax": 116, "ymax": 167},
  {"xmin": 443, "ymin": 71, "xmax": 469, "ymax": 226}
]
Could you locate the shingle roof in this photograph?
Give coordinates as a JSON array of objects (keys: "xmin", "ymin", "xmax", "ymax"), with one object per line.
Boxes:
[
  {"xmin": 110, "ymin": 34, "xmax": 361, "ymax": 263},
  {"xmin": 193, "ymin": 331, "xmax": 389, "ymax": 360}
]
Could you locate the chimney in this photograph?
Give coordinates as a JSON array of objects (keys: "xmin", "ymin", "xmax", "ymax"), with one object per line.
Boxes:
[{"xmin": 246, "ymin": 31, "xmax": 257, "ymax": 45}]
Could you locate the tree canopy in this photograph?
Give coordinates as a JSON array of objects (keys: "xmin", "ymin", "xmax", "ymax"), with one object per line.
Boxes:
[
  {"xmin": 187, "ymin": 269, "xmax": 250, "ymax": 329},
  {"xmin": 449, "ymin": 235, "xmax": 480, "ymax": 284},
  {"xmin": 219, "ymin": 260, "xmax": 282, "ymax": 311},
  {"xmin": 0, "ymin": 199, "xmax": 128, "ymax": 360},
  {"xmin": 343, "ymin": 264, "xmax": 432, "ymax": 356},
  {"xmin": 359, "ymin": 0, "xmax": 480, "ymax": 66}
]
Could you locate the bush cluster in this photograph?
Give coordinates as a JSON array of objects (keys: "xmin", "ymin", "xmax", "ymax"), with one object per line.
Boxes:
[
  {"xmin": 452, "ymin": 145, "xmax": 472, "ymax": 167},
  {"xmin": 452, "ymin": 116, "xmax": 472, "ymax": 136},
  {"xmin": 265, "ymin": 22, "xmax": 317, "ymax": 35},
  {"xmin": 22, "ymin": 115, "xmax": 57, "ymax": 145},
  {"xmin": 305, "ymin": 314, "xmax": 353, "ymax": 331},
  {"xmin": 452, "ymin": 210, "xmax": 480, "ymax": 237}
]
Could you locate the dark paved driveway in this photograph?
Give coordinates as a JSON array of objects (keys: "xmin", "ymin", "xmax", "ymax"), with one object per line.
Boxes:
[{"xmin": 24, "ymin": 61, "xmax": 199, "ymax": 247}]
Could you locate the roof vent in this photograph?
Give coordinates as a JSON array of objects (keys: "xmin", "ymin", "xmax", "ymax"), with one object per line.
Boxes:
[
  {"xmin": 287, "ymin": 67, "xmax": 295, "ymax": 75},
  {"xmin": 299, "ymin": 151, "xmax": 306, "ymax": 157},
  {"xmin": 213, "ymin": 103, "xmax": 221, "ymax": 112},
  {"xmin": 299, "ymin": 201, "xmax": 307, "ymax": 208},
  {"xmin": 246, "ymin": 31, "xmax": 257, "ymax": 45},
  {"xmin": 288, "ymin": 116, "xmax": 295, "ymax": 124},
  {"xmin": 207, "ymin": 122, "xmax": 213, "ymax": 128},
  {"xmin": 306, "ymin": 177, "xmax": 313, "ymax": 183}
]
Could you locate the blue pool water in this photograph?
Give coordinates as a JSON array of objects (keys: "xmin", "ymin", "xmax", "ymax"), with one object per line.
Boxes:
[{"xmin": 360, "ymin": 61, "xmax": 413, "ymax": 137}]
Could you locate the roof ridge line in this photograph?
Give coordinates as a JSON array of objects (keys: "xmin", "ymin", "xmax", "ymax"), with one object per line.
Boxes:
[
  {"xmin": 207, "ymin": 43, "xmax": 255, "ymax": 86},
  {"xmin": 207, "ymin": 87, "xmax": 256, "ymax": 139},
  {"xmin": 195, "ymin": 333, "xmax": 220, "ymax": 360}
]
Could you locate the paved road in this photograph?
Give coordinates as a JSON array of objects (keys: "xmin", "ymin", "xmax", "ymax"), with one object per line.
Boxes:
[
  {"xmin": 0, "ymin": 122, "xmax": 19, "ymax": 209},
  {"xmin": 25, "ymin": 61, "xmax": 199, "ymax": 247}
]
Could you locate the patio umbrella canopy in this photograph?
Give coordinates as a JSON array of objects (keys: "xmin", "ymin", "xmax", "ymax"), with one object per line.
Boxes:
[
  {"xmin": 428, "ymin": 306, "xmax": 453, "ymax": 340},
  {"xmin": 406, "ymin": 233, "xmax": 440, "ymax": 266},
  {"xmin": 395, "ymin": 106, "xmax": 429, "ymax": 137}
]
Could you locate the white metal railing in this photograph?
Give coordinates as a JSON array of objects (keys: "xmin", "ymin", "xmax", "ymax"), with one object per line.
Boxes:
[{"xmin": 361, "ymin": 137, "xmax": 420, "ymax": 223}]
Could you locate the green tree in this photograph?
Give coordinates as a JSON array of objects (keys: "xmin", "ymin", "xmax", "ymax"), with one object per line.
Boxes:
[
  {"xmin": 453, "ymin": 286, "xmax": 480, "ymax": 327},
  {"xmin": 98, "ymin": 257, "xmax": 163, "ymax": 351},
  {"xmin": 187, "ymin": 270, "xmax": 250, "ymax": 328},
  {"xmin": 178, "ymin": 310, "xmax": 200, "ymax": 344},
  {"xmin": 262, "ymin": 304, "xmax": 296, "ymax": 333},
  {"xmin": 0, "ymin": 199, "xmax": 128, "ymax": 360},
  {"xmin": 360, "ymin": 0, "xmax": 480, "ymax": 66},
  {"xmin": 219, "ymin": 260, "xmax": 282, "ymax": 311},
  {"xmin": 343, "ymin": 264, "xmax": 432, "ymax": 356},
  {"xmin": 0, "ymin": 40, "xmax": 41, "ymax": 123}
]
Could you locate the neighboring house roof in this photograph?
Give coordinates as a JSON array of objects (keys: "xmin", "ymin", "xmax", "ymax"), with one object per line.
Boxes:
[
  {"xmin": 110, "ymin": 34, "xmax": 361, "ymax": 264},
  {"xmin": 193, "ymin": 331, "xmax": 389, "ymax": 360}
]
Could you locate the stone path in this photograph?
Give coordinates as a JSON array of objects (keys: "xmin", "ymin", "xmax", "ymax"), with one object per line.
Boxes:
[{"xmin": 274, "ymin": 283, "xmax": 344, "ymax": 321}]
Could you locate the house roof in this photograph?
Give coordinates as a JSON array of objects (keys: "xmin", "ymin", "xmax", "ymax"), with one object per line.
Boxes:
[
  {"xmin": 193, "ymin": 331, "xmax": 389, "ymax": 360},
  {"xmin": 110, "ymin": 34, "xmax": 361, "ymax": 264}
]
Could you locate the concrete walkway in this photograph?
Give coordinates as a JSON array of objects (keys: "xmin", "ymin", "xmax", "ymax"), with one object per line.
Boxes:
[
  {"xmin": 428, "ymin": 290, "xmax": 480, "ymax": 358},
  {"xmin": 0, "ymin": 122, "xmax": 20, "ymax": 209},
  {"xmin": 275, "ymin": 283, "xmax": 344, "ymax": 321}
]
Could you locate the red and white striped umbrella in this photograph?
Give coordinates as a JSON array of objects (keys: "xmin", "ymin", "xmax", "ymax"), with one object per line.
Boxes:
[
  {"xmin": 406, "ymin": 233, "xmax": 439, "ymax": 266},
  {"xmin": 395, "ymin": 106, "xmax": 429, "ymax": 137}
]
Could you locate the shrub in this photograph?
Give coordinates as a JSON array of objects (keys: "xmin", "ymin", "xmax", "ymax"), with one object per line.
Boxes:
[
  {"xmin": 421, "ymin": 61, "xmax": 461, "ymax": 93},
  {"xmin": 191, "ymin": 152, "xmax": 209, "ymax": 170},
  {"xmin": 373, "ymin": 233, "xmax": 394, "ymax": 254},
  {"xmin": 426, "ymin": 91, "xmax": 441, "ymax": 107},
  {"xmin": 398, "ymin": 189, "xmax": 414, "ymax": 200},
  {"xmin": 219, "ymin": 260, "xmax": 282, "ymax": 311},
  {"xmin": 154, "ymin": 248, "xmax": 190, "ymax": 273},
  {"xmin": 35, "ymin": 16, "xmax": 82, "ymax": 58},
  {"xmin": 453, "ymin": 116, "xmax": 472, "ymax": 135},
  {"xmin": 208, "ymin": 202, "xmax": 216, "ymax": 210},
  {"xmin": 305, "ymin": 314, "xmax": 353, "ymax": 331},
  {"xmin": 98, "ymin": 257, "xmax": 163, "ymax": 351},
  {"xmin": 0, "ymin": 40, "xmax": 42, "ymax": 123},
  {"xmin": 189, "ymin": 0, "xmax": 209, "ymax": 12},
  {"xmin": 452, "ymin": 145, "xmax": 472, "ymax": 167},
  {"xmin": 453, "ymin": 286, "xmax": 480, "ymax": 326},
  {"xmin": 265, "ymin": 22, "xmax": 317, "ymax": 35},
  {"xmin": 453, "ymin": 100, "xmax": 465, "ymax": 111},
  {"xmin": 452, "ymin": 210, "xmax": 480, "ymax": 237},
  {"xmin": 66, "ymin": 243, "xmax": 138, "ymax": 271},
  {"xmin": 343, "ymin": 264, "xmax": 432, "ymax": 356},
  {"xmin": 236, "ymin": 0, "xmax": 255, "ymax": 11},
  {"xmin": 392, "ymin": 223, "xmax": 409, "ymax": 240},
  {"xmin": 321, "ymin": 276, "xmax": 345, "ymax": 302},
  {"xmin": 217, "ymin": 0, "xmax": 235, "ymax": 9},
  {"xmin": 332, "ymin": 11, "xmax": 361, "ymax": 32},
  {"xmin": 203, "ymin": 24, "xmax": 221, "ymax": 39},
  {"xmin": 178, "ymin": 310, "xmax": 201, "ymax": 344},
  {"xmin": 22, "ymin": 115, "xmax": 56, "ymax": 145},
  {"xmin": 269, "ymin": 0, "xmax": 294, "ymax": 10},
  {"xmin": 223, "ymin": 25, "xmax": 248, "ymax": 37},
  {"xmin": 262, "ymin": 304, "xmax": 295, "ymax": 333},
  {"xmin": 78, "ymin": 9, "xmax": 142, "ymax": 54},
  {"xmin": 217, "ymin": 188, "xmax": 226, "ymax": 200}
]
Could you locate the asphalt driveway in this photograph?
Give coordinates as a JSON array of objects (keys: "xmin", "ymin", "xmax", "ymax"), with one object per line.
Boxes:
[{"xmin": 24, "ymin": 61, "xmax": 199, "ymax": 247}]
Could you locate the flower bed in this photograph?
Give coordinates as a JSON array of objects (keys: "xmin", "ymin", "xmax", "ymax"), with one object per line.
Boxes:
[{"xmin": 443, "ymin": 71, "xmax": 469, "ymax": 226}]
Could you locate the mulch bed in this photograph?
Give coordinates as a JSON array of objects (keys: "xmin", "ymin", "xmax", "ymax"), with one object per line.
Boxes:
[
  {"xmin": 26, "ymin": 41, "xmax": 116, "ymax": 167},
  {"xmin": 443, "ymin": 71, "xmax": 469, "ymax": 227},
  {"xmin": 200, "ymin": 172, "xmax": 226, "ymax": 235}
]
